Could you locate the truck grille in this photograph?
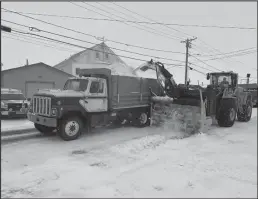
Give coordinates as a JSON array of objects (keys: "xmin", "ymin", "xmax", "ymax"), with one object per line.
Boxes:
[
  {"xmin": 32, "ymin": 96, "xmax": 51, "ymax": 116},
  {"xmin": 8, "ymin": 103, "xmax": 23, "ymax": 111}
]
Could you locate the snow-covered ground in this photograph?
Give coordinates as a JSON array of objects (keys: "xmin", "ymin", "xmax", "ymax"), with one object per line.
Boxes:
[
  {"xmin": 1, "ymin": 118, "xmax": 34, "ymax": 132},
  {"xmin": 1, "ymin": 109, "xmax": 257, "ymax": 198}
]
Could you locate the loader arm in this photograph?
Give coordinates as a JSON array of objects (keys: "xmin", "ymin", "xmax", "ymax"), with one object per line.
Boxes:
[{"xmin": 139, "ymin": 59, "xmax": 179, "ymax": 98}]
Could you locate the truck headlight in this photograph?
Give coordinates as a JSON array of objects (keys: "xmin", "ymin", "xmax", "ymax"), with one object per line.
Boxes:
[
  {"xmin": 51, "ymin": 108, "xmax": 57, "ymax": 116},
  {"xmin": 1, "ymin": 101, "xmax": 8, "ymax": 109}
]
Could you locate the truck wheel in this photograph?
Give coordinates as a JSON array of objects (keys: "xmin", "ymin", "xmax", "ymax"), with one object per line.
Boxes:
[
  {"xmin": 58, "ymin": 117, "xmax": 83, "ymax": 141},
  {"xmin": 217, "ymin": 101, "xmax": 237, "ymax": 127},
  {"xmin": 134, "ymin": 111, "xmax": 150, "ymax": 128},
  {"xmin": 237, "ymin": 100, "xmax": 252, "ymax": 122},
  {"xmin": 34, "ymin": 123, "xmax": 55, "ymax": 136}
]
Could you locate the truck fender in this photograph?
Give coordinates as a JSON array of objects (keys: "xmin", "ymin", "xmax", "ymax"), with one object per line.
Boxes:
[{"xmin": 59, "ymin": 106, "xmax": 88, "ymax": 121}]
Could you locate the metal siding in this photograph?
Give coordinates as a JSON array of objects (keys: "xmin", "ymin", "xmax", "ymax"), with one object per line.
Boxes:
[
  {"xmin": 1, "ymin": 63, "xmax": 72, "ymax": 98},
  {"xmin": 110, "ymin": 75, "xmax": 160, "ymax": 109},
  {"xmin": 25, "ymin": 82, "xmax": 55, "ymax": 99}
]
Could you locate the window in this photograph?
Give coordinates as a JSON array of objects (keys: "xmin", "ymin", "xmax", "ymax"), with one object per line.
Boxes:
[
  {"xmin": 96, "ymin": 52, "xmax": 100, "ymax": 59},
  {"xmin": 63, "ymin": 79, "xmax": 89, "ymax": 91},
  {"xmin": 105, "ymin": 53, "xmax": 109, "ymax": 59},
  {"xmin": 90, "ymin": 81, "xmax": 104, "ymax": 94}
]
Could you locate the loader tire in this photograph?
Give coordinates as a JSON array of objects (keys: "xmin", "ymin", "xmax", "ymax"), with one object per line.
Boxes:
[
  {"xmin": 58, "ymin": 116, "xmax": 83, "ymax": 141},
  {"xmin": 34, "ymin": 123, "xmax": 55, "ymax": 136},
  {"xmin": 237, "ymin": 99, "xmax": 252, "ymax": 122},
  {"xmin": 217, "ymin": 99, "xmax": 237, "ymax": 127}
]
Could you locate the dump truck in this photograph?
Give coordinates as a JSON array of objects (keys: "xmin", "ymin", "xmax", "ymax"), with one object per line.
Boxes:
[
  {"xmin": 27, "ymin": 68, "xmax": 163, "ymax": 141},
  {"xmin": 140, "ymin": 60, "xmax": 253, "ymax": 136}
]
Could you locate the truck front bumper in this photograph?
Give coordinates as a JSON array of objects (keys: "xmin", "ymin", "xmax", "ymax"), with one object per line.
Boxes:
[{"xmin": 27, "ymin": 112, "xmax": 57, "ymax": 127}]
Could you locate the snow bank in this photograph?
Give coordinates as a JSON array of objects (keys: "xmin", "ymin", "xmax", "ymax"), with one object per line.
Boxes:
[
  {"xmin": 1, "ymin": 109, "xmax": 257, "ymax": 198},
  {"xmin": 1, "ymin": 119, "xmax": 34, "ymax": 132}
]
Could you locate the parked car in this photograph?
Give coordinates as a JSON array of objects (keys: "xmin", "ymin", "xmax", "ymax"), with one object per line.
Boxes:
[{"xmin": 1, "ymin": 88, "xmax": 30, "ymax": 118}]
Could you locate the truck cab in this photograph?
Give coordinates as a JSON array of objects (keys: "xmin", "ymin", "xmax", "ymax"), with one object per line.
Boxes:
[{"xmin": 63, "ymin": 76, "xmax": 108, "ymax": 112}]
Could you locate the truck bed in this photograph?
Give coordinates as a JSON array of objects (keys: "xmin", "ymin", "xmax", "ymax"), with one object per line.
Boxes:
[
  {"xmin": 77, "ymin": 68, "xmax": 162, "ymax": 110},
  {"xmin": 110, "ymin": 75, "xmax": 162, "ymax": 109}
]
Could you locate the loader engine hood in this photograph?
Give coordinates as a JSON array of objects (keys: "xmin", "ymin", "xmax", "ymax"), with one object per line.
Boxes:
[{"xmin": 36, "ymin": 89, "xmax": 84, "ymax": 98}]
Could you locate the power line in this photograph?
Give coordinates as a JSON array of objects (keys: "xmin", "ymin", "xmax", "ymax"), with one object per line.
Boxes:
[
  {"xmin": 2, "ymin": 34, "xmax": 78, "ymax": 53},
  {"xmin": 197, "ymin": 47, "xmax": 257, "ymax": 57},
  {"xmin": 111, "ymin": 2, "xmax": 194, "ymax": 38},
  {"xmin": 189, "ymin": 62, "xmax": 213, "ymax": 72},
  {"xmin": 72, "ymin": 2, "xmax": 183, "ymax": 41},
  {"xmin": 203, "ymin": 50, "xmax": 257, "ymax": 61},
  {"xmin": 94, "ymin": 2, "xmax": 184, "ymax": 41},
  {"xmin": 1, "ymin": 19, "xmax": 185, "ymax": 64},
  {"xmin": 2, "ymin": 8, "xmax": 185, "ymax": 54},
  {"xmin": 190, "ymin": 55, "xmax": 222, "ymax": 72},
  {"xmin": 2, "ymin": 10, "xmax": 256, "ymax": 30},
  {"xmin": 10, "ymin": 29, "xmax": 184, "ymax": 67}
]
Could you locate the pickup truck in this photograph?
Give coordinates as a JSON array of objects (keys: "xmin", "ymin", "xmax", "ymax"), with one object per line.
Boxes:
[
  {"xmin": 1, "ymin": 88, "xmax": 30, "ymax": 118},
  {"xmin": 27, "ymin": 68, "xmax": 162, "ymax": 141}
]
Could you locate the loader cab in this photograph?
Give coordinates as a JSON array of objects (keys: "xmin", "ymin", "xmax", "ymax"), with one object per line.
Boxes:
[{"xmin": 206, "ymin": 72, "xmax": 238, "ymax": 91}]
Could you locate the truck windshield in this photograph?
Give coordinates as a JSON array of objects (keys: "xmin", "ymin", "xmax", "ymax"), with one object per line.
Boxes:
[
  {"xmin": 64, "ymin": 79, "xmax": 89, "ymax": 91},
  {"xmin": 1, "ymin": 93, "xmax": 26, "ymax": 100}
]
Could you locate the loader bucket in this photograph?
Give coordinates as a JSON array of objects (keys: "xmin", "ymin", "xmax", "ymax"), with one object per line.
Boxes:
[{"xmin": 150, "ymin": 90, "xmax": 212, "ymax": 137}]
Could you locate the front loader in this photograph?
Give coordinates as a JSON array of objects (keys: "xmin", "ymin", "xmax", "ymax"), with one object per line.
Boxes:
[{"xmin": 139, "ymin": 60, "xmax": 253, "ymax": 136}]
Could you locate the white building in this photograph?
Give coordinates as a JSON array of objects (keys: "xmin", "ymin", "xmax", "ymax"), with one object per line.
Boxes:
[{"xmin": 54, "ymin": 42, "xmax": 135, "ymax": 76}]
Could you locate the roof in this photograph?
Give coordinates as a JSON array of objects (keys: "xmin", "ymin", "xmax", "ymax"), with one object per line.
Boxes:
[
  {"xmin": 54, "ymin": 42, "xmax": 126, "ymax": 69},
  {"xmin": 2, "ymin": 62, "xmax": 74, "ymax": 77},
  {"xmin": 238, "ymin": 83, "xmax": 257, "ymax": 89},
  {"xmin": 1, "ymin": 88, "xmax": 22, "ymax": 94}
]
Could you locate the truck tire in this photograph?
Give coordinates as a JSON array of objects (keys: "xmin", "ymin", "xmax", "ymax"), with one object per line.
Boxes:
[
  {"xmin": 133, "ymin": 109, "xmax": 150, "ymax": 128},
  {"xmin": 58, "ymin": 116, "xmax": 83, "ymax": 141},
  {"xmin": 34, "ymin": 123, "xmax": 55, "ymax": 136},
  {"xmin": 217, "ymin": 99, "xmax": 237, "ymax": 127},
  {"xmin": 237, "ymin": 99, "xmax": 252, "ymax": 122}
]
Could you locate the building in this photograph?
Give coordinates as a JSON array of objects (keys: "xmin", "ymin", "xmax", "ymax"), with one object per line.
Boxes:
[
  {"xmin": 1, "ymin": 62, "xmax": 74, "ymax": 98},
  {"xmin": 54, "ymin": 42, "xmax": 135, "ymax": 76}
]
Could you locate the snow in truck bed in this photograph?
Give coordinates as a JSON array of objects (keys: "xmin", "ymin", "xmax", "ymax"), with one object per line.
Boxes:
[{"xmin": 1, "ymin": 109, "xmax": 257, "ymax": 198}]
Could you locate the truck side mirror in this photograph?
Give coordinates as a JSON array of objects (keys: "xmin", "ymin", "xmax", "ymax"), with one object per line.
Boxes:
[
  {"xmin": 206, "ymin": 73, "xmax": 210, "ymax": 80},
  {"xmin": 247, "ymin": 73, "xmax": 251, "ymax": 78}
]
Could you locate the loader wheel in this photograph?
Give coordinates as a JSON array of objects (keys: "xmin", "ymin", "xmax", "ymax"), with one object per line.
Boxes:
[
  {"xmin": 34, "ymin": 123, "xmax": 55, "ymax": 136},
  {"xmin": 58, "ymin": 116, "xmax": 83, "ymax": 141},
  {"xmin": 217, "ymin": 100, "xmax": 237, "ymax": 127},
  {"xmin": 237, "ymin": 100, "xmax": 252, "ymax": 122}
]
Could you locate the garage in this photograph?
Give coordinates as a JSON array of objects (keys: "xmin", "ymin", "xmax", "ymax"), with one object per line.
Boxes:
[
  {"xmin": 1, "ymin": 62, "xmax": 73, "ymax": 98},
  {"xmin": 25, "ymin": 81, "xmax": 55, "ymax": 99}
]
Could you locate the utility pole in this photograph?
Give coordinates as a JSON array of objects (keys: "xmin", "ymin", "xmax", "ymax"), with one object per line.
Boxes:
[{"xmin": 181, "ymin": 37, "xmax": 197, "ymax": 85}]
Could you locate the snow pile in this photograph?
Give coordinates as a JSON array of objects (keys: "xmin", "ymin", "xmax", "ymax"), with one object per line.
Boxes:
[
  {"xmin": 108, "ymin": 63, "xmax": 136, "ymax": 77},
  {"xmin": 134, "ymin": 67, "xmax": 157, "ymax": 79}
]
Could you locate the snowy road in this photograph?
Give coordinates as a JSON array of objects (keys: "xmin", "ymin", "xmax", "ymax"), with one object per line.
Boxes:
[
  {"xmin": 1, "ymin": 118, "xmax": 34, "ymax": 132},
  {"xmin": 1, "ymin": 109, "xmax": 257, "ymax": 198}
]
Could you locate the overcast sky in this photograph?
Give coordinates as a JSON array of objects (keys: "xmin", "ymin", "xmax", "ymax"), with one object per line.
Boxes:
[{"xmin": 1, "ymin": 1, "xmax": 257, "ymax": 84}]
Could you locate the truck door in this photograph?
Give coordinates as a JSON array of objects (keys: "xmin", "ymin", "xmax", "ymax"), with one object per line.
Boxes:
[{"xmin": 83, "ymin": 79, "xmax": 108, "ymax": 112}]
